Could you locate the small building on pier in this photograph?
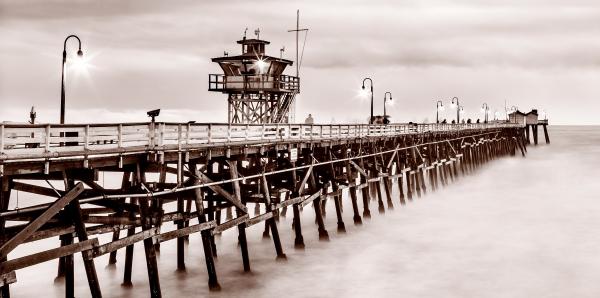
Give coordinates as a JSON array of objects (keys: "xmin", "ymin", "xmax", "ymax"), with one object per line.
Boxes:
[
  {"xmin": 508, "ymin": 110, "xmax": 527, "ymax": 124},
  {"xmin": 509, "ymin": 109, "xmax": 539, "ymax": 125}
]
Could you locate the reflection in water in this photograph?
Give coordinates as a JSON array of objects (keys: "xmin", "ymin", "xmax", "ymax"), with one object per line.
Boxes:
[{"xmin": 10, "ymin": 126, "xmax": 600, "ymax": 297}]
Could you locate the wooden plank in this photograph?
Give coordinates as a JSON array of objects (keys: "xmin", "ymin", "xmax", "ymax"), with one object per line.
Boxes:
[
  {"xmin": 300, "ymin": 190, "xmax": 322, "ymax": 208},
  {"xmin": 244, "ymin": 211, "xmax": 274, "ymax": 227},
  {"xmin": 12, "ymin": 181, "xmax": 60, "ymax": 198},
  {"xmin": 367, "ymin": 177, "xmax": 382, "ymax": 182},
  {"xmin": 276, "ymin": 196, "xmax": 305, "ymax": 209},
  {"xmin": 0, "ymin": 238, "xmax": 98, "ymax": 275},
  {"xmin": 349, "ymin": 160, "xmax": 368, "ymax": 178},
  {"xmin": 212, "ymin": 214, "xmax": 249, "ymax": 234},
  {"xmin": 296, "ymin": 165, "xmax": 313, "ymax": 195},
  {"xmin": 196, "ymin": 171, "xmax": 247, "ymax": 212},
  {"xmin": 0, "ymin": 183, "xmax": 84, "ymax": 259},
  {"xmin": 155, "ymin": 221, "xmax": 216, "ymax": 243},
  {"xmin": 94, "ymin": 227, "xmax": 158, "ymax": 257}
]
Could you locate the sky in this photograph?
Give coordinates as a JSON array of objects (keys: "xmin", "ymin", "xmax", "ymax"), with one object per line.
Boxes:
[{"xmin": 1, "ymin": 0, "xmax": 599, "ymax": 125}]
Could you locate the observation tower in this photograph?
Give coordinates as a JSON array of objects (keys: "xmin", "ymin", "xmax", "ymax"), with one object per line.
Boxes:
[{"xmin": 208, "ymin": 32, "xmax": 299, "ymax": 124}]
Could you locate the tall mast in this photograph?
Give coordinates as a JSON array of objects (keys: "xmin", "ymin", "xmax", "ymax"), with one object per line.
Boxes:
[
  {"xmin": 288, "ymin": 10, "xmax": 308, "ymax": 79},
  {"xmin": 288, "ymin": 9, "xmax": 308, "ymax": 123},
  {"xmin": 296, "ymin": 10, "xmax": 299, "ymax": 78}
]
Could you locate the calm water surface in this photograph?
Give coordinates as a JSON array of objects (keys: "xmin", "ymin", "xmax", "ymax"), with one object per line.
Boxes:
[{"xmin": 9, "ymin": 126, "xmax": 600, "ymax": 297}]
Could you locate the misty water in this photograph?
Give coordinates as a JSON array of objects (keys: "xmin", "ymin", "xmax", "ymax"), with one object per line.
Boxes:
[{"xmin": 8, "ymin": 126, "xmax": 600, "ymax": 297}]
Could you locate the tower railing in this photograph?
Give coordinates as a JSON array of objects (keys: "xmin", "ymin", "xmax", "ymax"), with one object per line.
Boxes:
[
  {"xmin": 0, "ymin": 122, "xmax": 523, "ymax": 162},
  {"xmin": 208, "ymin": 74, "xmax": 299, "ymax": 92}
]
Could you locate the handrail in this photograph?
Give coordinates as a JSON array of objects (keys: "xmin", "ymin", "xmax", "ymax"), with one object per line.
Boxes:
[
  {"xmin": 208, "ymin": 74, "xmax": 299, "ymax": 92},
  {"xmin": 0, "ymin": 122, "xmax": 523, "ymax": 161}
]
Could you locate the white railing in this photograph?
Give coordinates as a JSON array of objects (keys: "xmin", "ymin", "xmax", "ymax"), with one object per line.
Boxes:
[{"xmin": 0, "ymin": 122, "xmax": 522, "ymax": 160}]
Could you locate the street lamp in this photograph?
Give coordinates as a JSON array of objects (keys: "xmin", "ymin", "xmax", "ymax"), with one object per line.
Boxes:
[
  {"xmin": 383, "ymin": 92, "xmax": 392, "ymax": 124},
  {"xmin": 436, "ymin": 100, "xmax": 444, "ymax": 123},
  {"xmin": 362, "ymin": 78, "xmax": 373, "ymax": 124},
  {"xmin": 60, "ymin": 35, "xmax": 84, "ymax": 124},
  {"xmin": 451, "ymin": 97, "xmax": 460, "ymax": 123},
  {"xmin": 481, "ymin": 103, "xmax": 490, "ymax": 123}
]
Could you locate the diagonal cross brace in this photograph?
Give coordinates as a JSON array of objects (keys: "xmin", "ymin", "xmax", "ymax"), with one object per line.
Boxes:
[
  {"xmin": 0, "ymin": 182, "xmax": 84, "ymax": 259},
  {"xmin": 196, "ymin": 171, "xmax": 247, "ymax": 213}
]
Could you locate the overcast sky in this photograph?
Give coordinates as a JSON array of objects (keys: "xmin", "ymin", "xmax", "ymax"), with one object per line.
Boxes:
[{"xmin": 1, "ymin": 0, "xmax": 599, "ymax": 124}]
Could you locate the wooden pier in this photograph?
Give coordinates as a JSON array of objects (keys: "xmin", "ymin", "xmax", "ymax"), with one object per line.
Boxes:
[{"xmin": 0, "ymin": 121, "xmax": 532, "ymax": 297}]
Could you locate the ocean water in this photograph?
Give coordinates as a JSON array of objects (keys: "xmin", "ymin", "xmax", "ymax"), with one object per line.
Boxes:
[{"xmin": 8, "ymin": 125, "xmax": 600, "ymax": 297}]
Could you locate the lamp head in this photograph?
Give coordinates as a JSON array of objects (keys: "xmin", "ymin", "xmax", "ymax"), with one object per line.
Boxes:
[
  {"xmin": 77, "ymin": 49, "xmax": 83, "ymax": 57},
  {"xmin": 362, "ymin": 85, "xmax": 365, "ymax": 90}
]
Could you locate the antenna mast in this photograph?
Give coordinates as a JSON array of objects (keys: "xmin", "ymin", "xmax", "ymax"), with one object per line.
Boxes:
[
  {"xmin": 288, "ymin": 10, "xmax": 308, "ymax": 77},
  {"xmin": 288, "ymin": 9, "xmax": 308, "ymax": 122}
]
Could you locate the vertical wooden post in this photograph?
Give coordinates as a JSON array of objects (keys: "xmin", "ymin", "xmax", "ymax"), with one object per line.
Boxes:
[
  {"xmin": 122, "ymin": 197, "xmax": 136, "ymax": 287},
  {"xmin": 136, "ymin": 165, "xmax": 162, "ymax": 298},
  {"xmin": 67, "ymin": 198, "xmax": 102, "ymax": 298},
  {"xmin": 109, "ymin": 172, "xmax": 131, "ymax": 265},
  {"xmin": 227, "ymin": 160, "xmax": 251, "ymax": 271},
  {"xmin": 309, "ymin": 170, "xmax": 329, "ymax": 240},
  {"xmin": 395, "ymin": 154, "xmax": 406, "ymax": 204},
  {"xmin": 138, "ymin": 198, "xmax": 162, "ymax": 298},
  {"xmin": 331, "ymin": 181, "xmax": 346, "ymax": 233},
  {"xmin": 261, "ymin": 175, "xmax": 286, "ymax": 260},
  {"xmin": 63, "ymin": 233, "xmax": 75, "ymax": 298},
  {"xmin": 543, "ymin": 125, "xmax": 550, "ymax": 144},
  {"xmin": 190, "ymin": 164, "xmax": 221, "ymax": 291},
  {"xmin": 406, "ymin": 169, "xmax": 413, "ymax": 200},
  {"xmin": 0, "ymin": 178, "xmax": 12, "ymax": 298},
  {"xmin": 290, "ymin": 162, "xmax": 305, "ymax": 249},
  {"xmin": 345, "ymin": 161, "xmax": 362, "ymax": 225}
]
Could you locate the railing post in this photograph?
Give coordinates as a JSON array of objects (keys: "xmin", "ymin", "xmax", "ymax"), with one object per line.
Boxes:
[
  {"xmin": 276, "ymin": 123, "xmax": 280, "ymax": 140},
  {"xmin": 149, "ymin": 122, "xmax": 155, "ymax": 148},
  {"xmin": 45, "ymin": 124, "xmax": 51, "ymax": 152},
  {"xmin": 118, "ymin": 124, "xmax": 123, "ymax": 148},
  {"xmin": 177, "ymin": 124, "xmax": 182, "ymax": 151},
  {"xmin": 186, "ymin": 123, "xmax": 191, "ymax": 145},
  {"xmin": 261, "ymin": 124, "xmax": 265, "ymax": 141},
  {"xmin": 245, "ymin": 124, "xmax": 249, "ymax": 141},
  {"xmin": 0, "ymin": 124, "xmax": 4, "ymax": 155},
  {"xmin": 227, "ymin": 124, "xmax": 232, "ymax": 143},
  {"xmin": 84, "ymin": 125, "xmax": 89, "ymax": 150},
  {"xmin": 159, "ymin": 123, "xmax": 165, "ymax": 147},
  {"xmin": 208, "ymin": 124, "xmax": 212, "ymax": 144}
]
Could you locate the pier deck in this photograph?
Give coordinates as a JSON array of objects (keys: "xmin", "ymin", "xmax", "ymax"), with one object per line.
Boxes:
[{"xmin": 0, "ymin": 122, "xmax": 529, "ymax": 298}]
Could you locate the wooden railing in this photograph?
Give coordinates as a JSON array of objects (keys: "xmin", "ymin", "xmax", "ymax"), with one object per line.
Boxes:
[
  {"xmin": 0, "ymin": 122, "xmax": 522, "ymax": 161},
  {"xmin": 208, "ymin": 74, "xmax": 299, "ymax": 92}
]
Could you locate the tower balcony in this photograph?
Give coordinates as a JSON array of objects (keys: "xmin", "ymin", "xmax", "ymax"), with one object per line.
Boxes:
[{"xmin": 208, "ymin": 74, "xmax": 299, "ymax": 93}]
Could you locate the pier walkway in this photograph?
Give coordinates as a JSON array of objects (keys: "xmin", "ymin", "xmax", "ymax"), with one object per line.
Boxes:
[{"xmin": 0, "ymin": 121, "xmax": 528, "ymax": 298}]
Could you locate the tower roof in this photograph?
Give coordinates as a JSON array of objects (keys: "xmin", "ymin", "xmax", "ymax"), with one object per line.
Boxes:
[
  {"xmin": 211, "ymin": 55, "xmax": 293, "ymax": 65},
  {"xmin": 237, "ymin": 38, "xmax": 270, "ymax": 45}
]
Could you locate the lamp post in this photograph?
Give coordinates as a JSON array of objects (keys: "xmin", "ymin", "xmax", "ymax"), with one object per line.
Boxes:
[
  {"xmin": 383, "ymin": 92, "xmax": 392, "ymax": 124},
  {"xmin": 451, "ymin": 97, "xmax": 460, "ymax": 123},
  {"xmin": 60, "ymin": 35, "xmax": 83, "ymax": 124},
  {"xmin": 481, "ymin": 103, "xmax": 489, "ymax": 123},
  {"xmin": 362, "ymin": 78, "xmax": 373, "ymax": 124},
  {"xmin": 436, "ymin": 100, "xmax": 444, "ymax": 123}
]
